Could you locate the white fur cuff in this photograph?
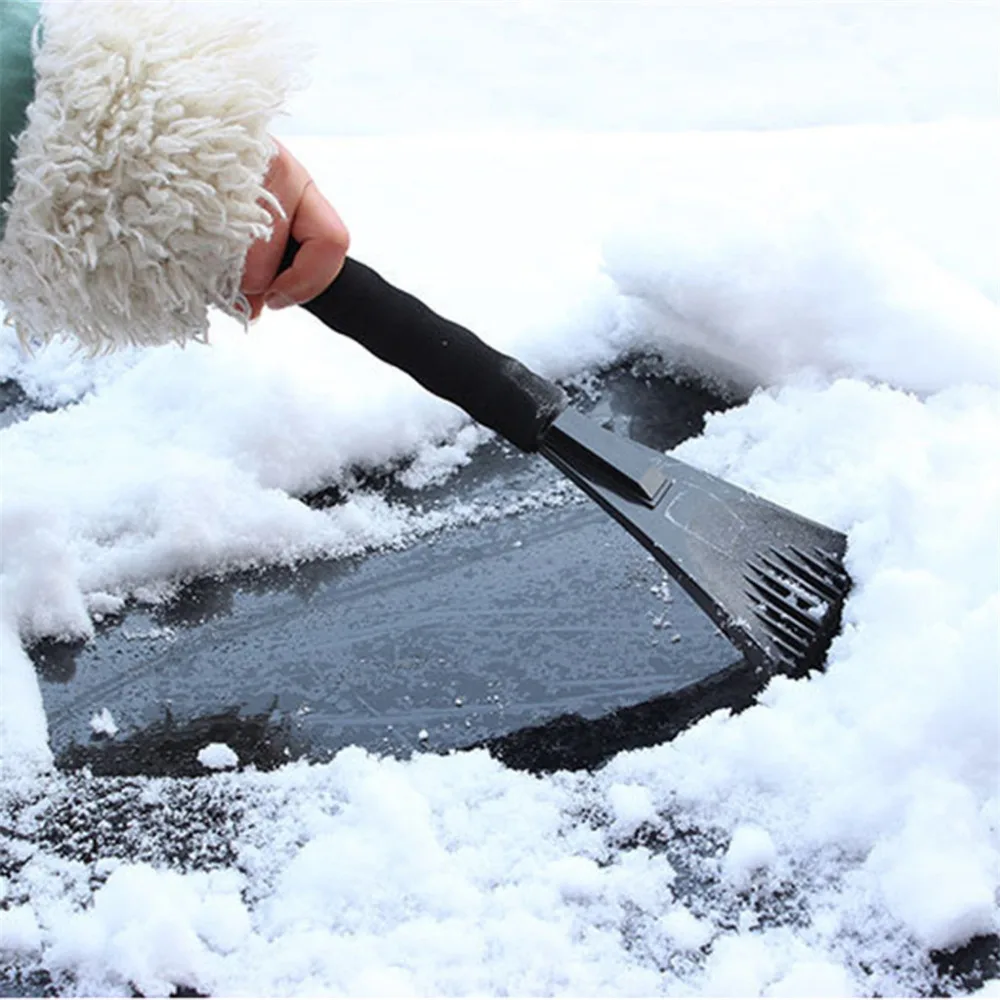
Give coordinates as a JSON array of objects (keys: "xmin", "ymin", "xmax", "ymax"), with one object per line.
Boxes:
[{"xmin": 0, "ymin": 0, "xmax": 304, "ymax": 351}]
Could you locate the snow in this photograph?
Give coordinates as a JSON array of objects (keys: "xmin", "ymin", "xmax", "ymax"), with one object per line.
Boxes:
[
  {"xmin": 0, "ymin": 905, "xmax": 42, "ymax": 958},
  {"xmin": 607, "ymin": 782, "xmax": 658, "ymax": 839},
  {"xmin": 722, "ymin": 825, "xmax": 778, "ymax": 888},
  {"xmin": 659, "ymin": 906, "xmax": 714, "ymax": 953},
  {"xmin": 605, "ymin": 138, "xmax": 1000, "ymax": 393},
  {"xmin": 45, "ymin": 865, "xmax": 251, "ymax": 998},
  {"xmin": 765, "ymin": 961, "xmax": 855, "ymax": 999},
  {"xmin": 197, "ymin": 744, "xmax": 239, "ymax": 771},
  {"xmin": 89, "ymin": 709, "xmax": 118, "ymax": 739},
  {"xmin": 280, "ymin": 1, "xmax": 998, "ymax": 136},
  {"xmin": 0, "ymin": 619, "xmax": 52, "ymax": 776},
  {"xmin": 1, "ymin": 1, "xmax": 998, "ymax": 996}
]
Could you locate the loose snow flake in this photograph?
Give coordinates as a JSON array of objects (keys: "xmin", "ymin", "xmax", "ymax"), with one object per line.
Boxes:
[
  {"xmin": 89, "ymin": 708, "xmax": 119, "ymax": 738},
  {"xmin": 197, "ymin": 743, "xmax": 239, "ymax": 771}
]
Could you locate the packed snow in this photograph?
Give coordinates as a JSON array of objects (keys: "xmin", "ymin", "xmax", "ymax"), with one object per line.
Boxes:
[{"xmin": 1, "ymin": 1, "xmax": 998, "ymax": 996}]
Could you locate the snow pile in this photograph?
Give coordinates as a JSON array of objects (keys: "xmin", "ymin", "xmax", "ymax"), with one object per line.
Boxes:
[
  {"xmin": 1, "ymin": 122, "xmax": 995, "ymax": 995},
  {"xmin": 606, "ymin": 162, "xmax": 999, "ymax": 393},
  {"xmin": 281, "ymin": 2, "xmax": 998, "ymax": 135},
  {"xmin": 658, "ymin": 380, "xmax": 1000, "ymax": 955}
]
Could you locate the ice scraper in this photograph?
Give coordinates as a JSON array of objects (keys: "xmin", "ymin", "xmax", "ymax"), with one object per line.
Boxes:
[{"xmin": 284, "ymin": 246, "xmax": 851, "ymax": 678}]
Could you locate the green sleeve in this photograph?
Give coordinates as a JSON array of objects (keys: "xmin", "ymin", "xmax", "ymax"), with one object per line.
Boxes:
[{"xmin": 1, "ymin": 0, "xmax": 41, "ymax": 230}]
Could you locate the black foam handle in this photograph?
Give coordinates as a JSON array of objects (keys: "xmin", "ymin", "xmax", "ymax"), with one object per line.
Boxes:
[{"xmin": 280, "ymin": 242, "xmax": 568, "ymax": 452}]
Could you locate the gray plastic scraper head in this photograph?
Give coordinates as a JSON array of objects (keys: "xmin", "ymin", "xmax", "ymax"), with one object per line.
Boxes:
[{"xmin": 539, "ymin": 408, "xmax": 851, "ymax": 677}]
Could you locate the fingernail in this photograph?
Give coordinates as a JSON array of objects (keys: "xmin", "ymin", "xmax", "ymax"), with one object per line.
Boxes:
[{"xmin": 265, "ymin": 292, "xmax": 296, "ymax": 311}]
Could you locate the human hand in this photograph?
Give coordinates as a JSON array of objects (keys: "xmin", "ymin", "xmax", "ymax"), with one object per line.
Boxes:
[{"xmin": 241, "ymin": 139, "xmax": 350, "ymax": 320}]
